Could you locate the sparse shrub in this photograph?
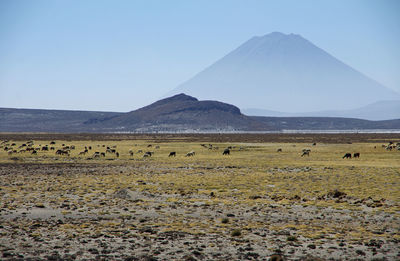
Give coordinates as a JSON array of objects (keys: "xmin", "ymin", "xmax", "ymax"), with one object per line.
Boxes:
[
  {"xmin": 327, "ymin": 189, "xmax": 347, "ymax": 198},
  {"xmin": 249, "ymin": 195, "xmax": 262, "ymax": 200},
  {"xmin": 183, "ymin": 255, "xmax": 196, "ymax": 261},
  {"xmin": 231, "ymin": 229, "xmax": 241, "ymax": 237},
  {"xmin": 221, "ymin": 218, "xmax": 229, "ymax": 224},
  {"xmin": 287, "ymin": 235, "xmax": 297, "ymax": 241},
  {"xmin": 140, "ymin": 255, "xmax": 158, "ymax": 261},
  {"xmin": 269, "ymin": 254, "xmax": 284, "ymax": 261}
]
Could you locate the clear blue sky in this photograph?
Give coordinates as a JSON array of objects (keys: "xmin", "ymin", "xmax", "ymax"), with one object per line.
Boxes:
[{"xmin": 1, "ymin": 0, "xmax": 399, "ymax": 111}]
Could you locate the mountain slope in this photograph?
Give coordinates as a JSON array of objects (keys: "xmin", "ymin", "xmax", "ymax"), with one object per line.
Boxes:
[
  {"xmin": 169, "ymin": 32, "xmax": 400, "ymax": 112},
  {"xmin": 243, "ymin": 100, "xmax": 400, "ymax": 120}
]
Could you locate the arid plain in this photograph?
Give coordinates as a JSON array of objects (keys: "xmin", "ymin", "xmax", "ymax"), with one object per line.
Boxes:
[{"xmin": 0, "ymin": 134, "xmax": 399, "ymax": 260}]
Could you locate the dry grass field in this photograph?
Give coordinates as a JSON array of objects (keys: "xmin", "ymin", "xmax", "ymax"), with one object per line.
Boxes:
[{"xmin": 0, "ymin": 134, "xmax": 399, "ymax": 260}]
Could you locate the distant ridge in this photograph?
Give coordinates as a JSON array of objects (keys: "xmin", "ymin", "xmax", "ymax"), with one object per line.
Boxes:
[
  {"xmin": 1, "ymin": 94, "xmax": 400, "ymax": 132},
  {"xmin": 168, "ymin": 32, "xmax": 400, "ymax": 112},
  {"xmin": 0, "ymin": 108, "xmax": 121, "ymax": 132},
  {"xmin": 243, "ymin": 100, "xmax": 400, "ymax": 121}
]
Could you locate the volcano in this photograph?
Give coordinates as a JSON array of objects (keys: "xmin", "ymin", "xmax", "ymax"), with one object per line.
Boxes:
[{"xmin": 168, "ymin": 32, "xmax": 399, "ymax": 112}]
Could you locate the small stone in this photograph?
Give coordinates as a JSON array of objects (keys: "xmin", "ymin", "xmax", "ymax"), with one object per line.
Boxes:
[{"xmin": 355, "ymin": 250, "xmax": 366, "ymax": 256}]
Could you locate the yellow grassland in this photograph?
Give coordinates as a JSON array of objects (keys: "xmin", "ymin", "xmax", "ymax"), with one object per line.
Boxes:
[{"xmin": 1, "ymin": 139, "xmax": 399, "ymax": 244}]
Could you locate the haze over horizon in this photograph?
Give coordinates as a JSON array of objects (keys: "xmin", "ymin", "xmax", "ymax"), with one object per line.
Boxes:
[{"xmin": 1, "ymin": 0, "xmax": 400, "ymax": 112}]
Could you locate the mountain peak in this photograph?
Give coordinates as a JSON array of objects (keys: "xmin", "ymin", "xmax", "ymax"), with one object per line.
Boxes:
[
  {"xmin": 261, "ymin": 31, "xmax": 287, "ymax": 37},
  {"xmin": 146, "ymin": 94, "xmax": 241, "ymax": 115},
  {"xmin": 263, "ymin": 32, "xmax": 292, "ymax": 37},
  {"xmin": 253, "ymin": 32, "xmax": 303, "ymax": 40},
  {"xmin": 161, "ymin": 93, "xmax": 198, "ymax": 103},
  {"xmin": 169, "ymin": 32, "xmax": 400, "ymax": 112},
  {"xmin": 147, "ymin": 93, "xmax": 198, "ymax": 109}
]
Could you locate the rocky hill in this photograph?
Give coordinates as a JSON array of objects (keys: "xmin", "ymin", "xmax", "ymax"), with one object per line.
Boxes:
[{"xmin": 82, "ymin": 94, "xmax": 271, "ymax": 132}]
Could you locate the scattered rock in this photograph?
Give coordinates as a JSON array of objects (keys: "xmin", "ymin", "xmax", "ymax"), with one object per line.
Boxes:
[
  {"xmin": 356, "ymin": 249, "xmax": 366, "ymax": 256},
  {"xmin": 35, "ymin": 203, "xmax": 46, "ymax": 208}
]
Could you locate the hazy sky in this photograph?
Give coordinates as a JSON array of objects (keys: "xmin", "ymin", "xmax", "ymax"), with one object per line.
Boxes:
[{"xmin": 1, "ymin": 0, "xmax": 399, "ymax": 111}]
